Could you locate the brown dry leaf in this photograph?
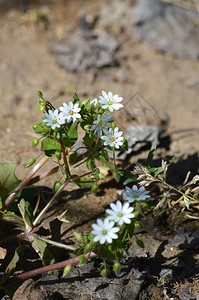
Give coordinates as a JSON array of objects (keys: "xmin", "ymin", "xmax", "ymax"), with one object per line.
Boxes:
[{"xmin": 0, "ymin": 247, "xmax": 7, "ymax": 260}]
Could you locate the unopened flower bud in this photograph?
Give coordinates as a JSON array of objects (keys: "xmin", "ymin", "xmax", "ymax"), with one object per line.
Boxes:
[
  {"xmin": 83, "ymin": 243, "xmax": 93, "ymax": 254},
  {"xmin": 37, "ymin": 102, "xmax": 46, "ymax": 113},
  {"xmin": 91, "ymin": 184, "xmax": 99, "ymax": 193},
  {"xmin": 53, "ymin": 182, "xmax": 62, "ymax": 193},
  {"xmin": 114, "ymin": 262, "xmax": 121, "ymax": 274},
  {"xmin": 31, "ymin": 139, "xmax": 39, "ymax": 147},
  {"xmin": 86, "ymin": 158, "xmax": 96, "ymax": 170},
  {"xmin": 55, "ymin": 151, "xmax": 61, "ymax": 160},
  {"xmin": 99, "ymin": 173, "xmax": 106, "ymax": 180},
  {"xmin": 100, "ymin": 266, "xmax": 109, "ymax": 277},
  {"xmin": 73, "ymin": 231, "xmax": 82, "ymax": 241},
  {"xmin": 37, "ymin": 91, "xmax": 43, "ymax": 97},
  {"xmin": 79, "ymin": 255, "xmax": 85, "ymax": 265},
  {"xmin": 24, "ymin": 158, "xmax": 36, "ymax": 168},
  {"xmin": 63, "ymin": 265, "xmax": 72, "ymax": 277}
]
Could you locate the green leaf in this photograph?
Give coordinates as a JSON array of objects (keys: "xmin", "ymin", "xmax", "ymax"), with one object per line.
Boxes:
[
  {"xmin": 31, "ymin": 236, "xmax": 54, "ymax": 266},
  {"xmin": 136, "ymin": 239, "xmax": 145, "ymax": 248},
  {"xmin": 183, "ymin": 195, "xmax": 189, "ymax": 210},
  {"xmin": 95, "ymin": 153, "xmax": 116, "ymax": 172},
  {"xmin": 73, "ymin": 176, "xmax": 95, "ymax": 188},
  {"xmin": 73, "ymin": 93, "xmax": 79, "ymax": 103},
  {"xmin": 0, "ymin": 245, "xmax": 30, "ymax": 285},
  {"xmin": 146, "ymin": 144, "xmax": 157, "ymax": 169},
  {"xmin": 126, "ymin": 222, "xmax": 135, "ymax": 238},
  {"xmin": 121, "ymin": 169, "xmax": 137, "ymax": 185},
  {"xmin": 0, "ymin": 163, "xmax": 20, "ymax": 203},
  {"xmin": 41, "ymin": 137, "xmax": 60, "ymax": 157},
  {"xmin": 150, "ymin": 167, "xmax": 163, "ymax": 177},
  {"xmin": 83, "ymin": 132, "xmax": 94, "ymax": 148},
  {"xmin": 99, "ymin": 244, "xmax": 115, "ymax": 261},
  {"xmin": 122, "ymin": 138, "xmax": 128, "ymax": 151},
  {"xmin": 18, "ymin": 199, "xmax": 33, "ymax": 231},
  {"xmin": 113, "ymin": 171, "xmax": 121, "ymax": 182},
  {"xmin": 0, "ymin": 210, "xmax": 24, "ymax": 228},
  {"xmin": 65, "ymin": 123, "xmax": 78, "ymax": 147},
  {"xmin": 63, "ymin": 265, "xmax": 72, "ymax": 277}
]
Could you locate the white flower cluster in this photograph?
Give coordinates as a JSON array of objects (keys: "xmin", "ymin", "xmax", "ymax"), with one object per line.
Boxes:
[
  {"xmin": 43, "ymin": 90, "xmax": 124, "ymax": 149},
  {"xmin": 90, "ymin": 91, "xmax": 124, "ymax": 149},
  {"xmin": 43, "ymin": 101, "xmax": 81, "ymax": 129},
  {"xmin": 91, "ymin": 185, "xmax": 150, "ymax": 244}
]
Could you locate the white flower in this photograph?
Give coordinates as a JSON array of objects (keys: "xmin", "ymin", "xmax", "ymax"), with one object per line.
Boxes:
[
  {"xmin": 101, "ymin": 127, "xmax": 123, "ymax": 149},
  {"xmin": 91, "ymin": 112, "xmax": 112, "ymax": 137},
  {"xmin": 90, "ymin": 98, "xmax": 98, "ymax": 108},
  {"xmin": 43, "ymin": 109, "xmax": 65, "ymax": 130},
  {"xmin": 91, "ymin": 218, "xmax": 119, "ymax": 244},
  {"xmin": 191, "ymin": 175, "xmax": 199, "ymax": 184},
  {"xmin": 99, "ymin": 91, "xmax": 123, "ymax": 112},
  {"xmin": 161, "ymin": 160, "xmax": 168, "ymax": 173},
  {"xmin": 122, "ymin": 185, "xmax": 150, "ymax": 203},
  {"xmin": 106, "ymin": 201, "xmax": 135, "ymax": 226},
  {"xmin": 59, "ymin": 101, "xmax": 81, "ymax": 123}
]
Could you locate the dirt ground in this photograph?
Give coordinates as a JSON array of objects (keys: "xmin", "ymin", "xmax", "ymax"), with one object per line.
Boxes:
[{"xmin": 0, "ymin": 0, "xmax": 199, "ymax": 299}]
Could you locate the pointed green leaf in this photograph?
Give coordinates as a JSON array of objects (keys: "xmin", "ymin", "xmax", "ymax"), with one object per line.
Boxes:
[
  {"xmin": 31, "ymin": 236, "xmax": 54, "ymax": 266},
  {"xmin": 0, "ymin": 245, "xmax": 30, "ymax": 285},
  {"xmin": 183, "ymin": 195, "xmax": 189, "ymax": 210},
  {"xmin": 18, "ymin": 199, "xmax": 33, "ymax": 231},
  {"xmin": 146, "ymin": 144, "xmax": 157, "ymax": 169},
  {"xmin": 0, "ymin": 163, "xmax": 20, "ymax": 203}
]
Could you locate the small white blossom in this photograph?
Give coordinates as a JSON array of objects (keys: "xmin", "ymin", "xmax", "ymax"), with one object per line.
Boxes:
[
  {"xmin": 91, "ymin": 218, "xmax": 119, "ymax": 244},
  {"xmin": 101, "ymin": 127, "xmax": 123, "ymax": 149},
  {"xmin": 43, "ymin": 109, "xmax": 65, "ymax": 130},
  {"xmin": 161, "ymin": 160, "xmax": 168, "ymax": 173},
  {"xmin": 122, "ymin": 185, "xmax": 150, "ymax": 203},
  {"xmin": 90, "ymin": 98, "xmax": 98, "ymax": 108},
  {"xmin": 59, "ymin": 101, "xmax": 81, "ymax": 123},
  {"xmin": 191, "ymin": 175, "xmax": 199, "ymax": 184},
  {"xmin": 99, "ymin": 91, "xmax": 123, "ymax": 112},
  {"xmin": 106, "ymin": 201, "xmax": 135, "ymax": 226},
  {"xmin": 91, "ymin": 112, "xmax": 112, "ymax": 137}
]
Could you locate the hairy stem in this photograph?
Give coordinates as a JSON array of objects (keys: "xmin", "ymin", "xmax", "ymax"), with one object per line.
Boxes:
[{"xmin": 4, "ymin": 251, "xmax": 97, "ymax": 285}]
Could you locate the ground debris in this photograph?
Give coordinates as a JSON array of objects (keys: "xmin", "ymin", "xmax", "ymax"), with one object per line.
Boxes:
[{"xmin": 51, "ymin": 14, "xmax": 120, "ymax": 72}]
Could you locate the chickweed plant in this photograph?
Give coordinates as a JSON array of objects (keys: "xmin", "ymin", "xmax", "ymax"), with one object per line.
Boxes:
[{"xmin": 0, "ymin": 91, "xmax": 199, "ymax": 296}]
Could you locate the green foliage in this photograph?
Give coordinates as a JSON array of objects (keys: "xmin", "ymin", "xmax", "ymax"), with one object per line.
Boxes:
[
  {"xmin": 41, "ymin": 137, "xmax": 62, "ymax": 157},
  {"xmin": 0, "ymin": 163, "xmax": 20, "ymax": 204},
  {"xmin": 18, "ymin": 199, "xmax": 34, "ymax": 231},
  {"xmin": 0, "ymin": 245, "xmax": 30, "ymax": 285}
]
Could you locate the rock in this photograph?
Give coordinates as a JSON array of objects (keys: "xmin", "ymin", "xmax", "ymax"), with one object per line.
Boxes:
[
  {"xmin": 132, "ymin": 0, "xmax": 199, "ymax": 60},
  {"xmin": 51, "ymin": 15, "xmax": 120, "ymax": 72},
  {"xmin": 13, "ymin": 279, "xmax": 51, "ymax": 300},
  {"xmin": 38, "ymin": 259, "xmax": 144, "ymax": 300}
]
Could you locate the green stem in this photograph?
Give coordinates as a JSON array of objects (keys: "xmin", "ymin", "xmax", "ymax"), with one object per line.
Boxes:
[{"xmin": 60, "ymin": 139, "xmax": 71, "ymax": 177}]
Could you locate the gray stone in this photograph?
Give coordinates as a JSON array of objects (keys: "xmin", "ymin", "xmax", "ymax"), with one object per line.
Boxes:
[{"xmin": 132, "ymin": 0, "xmax": 199, "ymax": 60}]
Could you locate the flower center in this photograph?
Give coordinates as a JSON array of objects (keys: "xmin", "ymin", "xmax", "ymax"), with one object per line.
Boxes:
[
  {"xmin": 102, "ymin": 230, "xmax": 107, "ymax": 236},
  {"xmin": 69, "ymin": 110, "xmax": 74, "ymax": 115},
  {"xmin": 98, "ymin": 120, "xmax": 103, "ymax": 126},
  {"xmin": 52, "ymin": 120, "xmax": 57, "ymax": 124},
  {"xmin": 108, "ymin": 101, "xmax": 112, "ymax": 106},
  {"xmin": 117, "ymin": 212, "xmax": 123, "ymax": 218},
  {"xmin": 133, "ymin": 194, "xmax": 139, "ymax": 198},
  {"xmin": 110, "ymin": 137, "xmax": 115, "ymax": 142}
]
